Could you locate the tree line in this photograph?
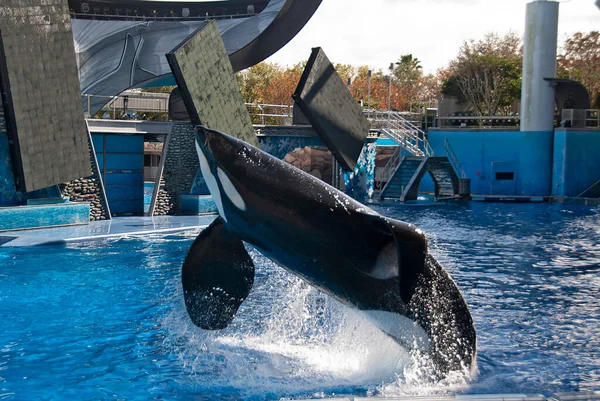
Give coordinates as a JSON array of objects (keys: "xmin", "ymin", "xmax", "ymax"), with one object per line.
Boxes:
[
  {"xmin": 235, "ymin": 31, "xmax": 600, "ymax": 116},
  {"xmin": 143, "ymin": 31, "xmax": 599, "ymax": 116}
]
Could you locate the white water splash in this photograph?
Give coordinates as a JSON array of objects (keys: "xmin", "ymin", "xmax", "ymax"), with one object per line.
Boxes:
[{"xmin": 160, "ymin": 246, "xmax": 474, "ymax": 398}]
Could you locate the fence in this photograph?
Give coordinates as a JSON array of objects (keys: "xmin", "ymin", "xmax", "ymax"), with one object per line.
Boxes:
[
  {"xmin": 436, "ymin": 115, "xmax": 521, "ymax": 128},
  {"xmin": 84, "ymin": 93, "xmax": 170, "ymax": 118},
  {"xmin": 561, "ymin": 109, "xmax": 599, "ymax": 128}
]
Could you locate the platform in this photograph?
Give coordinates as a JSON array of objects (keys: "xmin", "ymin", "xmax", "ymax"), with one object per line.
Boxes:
[
  {"xmin": 471, "ymin": 195, "xmax": 547, "ymax": 202},
  {"xmin": 294, "ymin": 392, "xmax": 600, "ymax": 401},
  {"xmin": 0, "ymin": 215, "xmax": 216, "ymax": 247}
]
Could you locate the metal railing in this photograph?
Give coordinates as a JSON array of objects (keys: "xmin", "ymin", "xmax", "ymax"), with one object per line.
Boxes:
[
  {"xmin": 367, "ymin": 109, "xmax": 433, "ymax": 156},
  {"xmin": 436, "ymin": 115, "xmax": 521, "ymax": 128},
  {"xmin": 561, "ymin": 109, "xmax": 600, "ymax": 128},
  {"xmin": 71, "ymin": 12, "xmax": 258, "ymax": 21},
  {"xmin": 363, "ymin": 109, "xmax": 422, "ymax": 126},
  {"xmin": 84, "ymin": 92, "xmax": 170, "ymax": 118},
  {"xmin": 368, "ymin": 109, "xmax": 434, "ymax": 187},
  {"xmin": 245, "ymin": 103, "xmax": 293, "ymax": 125},
  {"xmin": 379, "ymin": 144, "xmax": 410, "ymax": 185},
  {"xmin": 444, "ymin": 138, "xmax": 466, "ymax": 179}
]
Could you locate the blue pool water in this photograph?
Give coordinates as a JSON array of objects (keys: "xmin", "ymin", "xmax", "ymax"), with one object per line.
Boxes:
[{"xmin": 1, "ymin": 202, "xmax": 599, "ymax": 400}]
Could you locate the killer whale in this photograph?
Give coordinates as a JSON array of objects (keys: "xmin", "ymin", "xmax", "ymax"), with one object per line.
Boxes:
[{"xmin": 182, "ymin": 126, "xmax": 476, "ymax": 375}]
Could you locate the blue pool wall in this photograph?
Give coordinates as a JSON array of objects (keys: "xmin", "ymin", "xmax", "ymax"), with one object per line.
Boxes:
[
  {"xmin": 426, "ymin": 129, "xmax": 560, "ymax": 196},
  {"xmin": 552, "ymin": 129, "xmax": 600, "ymax": 197}
]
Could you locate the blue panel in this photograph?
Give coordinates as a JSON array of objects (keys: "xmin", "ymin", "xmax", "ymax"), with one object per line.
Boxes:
[
  {"xmin": 96, "ymin": 134, "xmax": 145, "ymax": 215},
  {"xmin": 428, "ymin": 130, "xmax": 553, "ymax": 196},
  {"xmin": 105, "ymin": 135, "xmax": 144, "ymax": 153},
  {"xmin": 108, "ymin": 200, "xmax": 144, "ymax": 215},
  {"xmin": 0, "ymin": 203, "xmax": 90, "ymax": 231},
  {"xmin": 105, "ymin": 154, "xmax": 144, "ymax": 171},
  {"xmin": 105, "ymin": 186, "xmax": 143, "ymax": 201},
  {"xmin": 518, "ymin": 131, "xmax": 553, "ymax": 196},
  {"xmin": 92, "ymin": 134, "xmax": 104, "ymax": 153},
  {"xmin": 104, "ymin": 173, "xmax": 144, "ymax": 186},
  {"xmin": 552, "ymin": 130, "xmax": 600, "ymax": 197},
  {"xmin": 552, "ymin": 130, "xmax": 567, "ymax": 196},
  {"xmin": 180, "ymin": 195, "xmax": 218, "ymax": 215}
]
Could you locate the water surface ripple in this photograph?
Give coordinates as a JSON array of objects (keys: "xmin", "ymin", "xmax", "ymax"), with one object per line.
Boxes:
[{"xmin": 0, "ymin": 202, "xmax": 598, "ymax": 399}]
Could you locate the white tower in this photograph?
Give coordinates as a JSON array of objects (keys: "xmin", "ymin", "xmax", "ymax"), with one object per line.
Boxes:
[{"xmin": 520, "ymin": 0, "xmax": 559, "ymax": 132}]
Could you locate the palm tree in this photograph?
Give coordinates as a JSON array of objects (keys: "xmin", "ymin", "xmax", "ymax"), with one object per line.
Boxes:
[{"xmin": 394, "ymin": 54, "xmax": 422, "ymax": 82}]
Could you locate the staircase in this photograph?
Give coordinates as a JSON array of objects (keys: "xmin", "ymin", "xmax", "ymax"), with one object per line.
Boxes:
[
  {"xmin": 367, "ymin": 110, "xmax": 465, "ymax": 202},
  {"xmin": 380, "ymin": 157, "xmax": 427, "ymax": 201},
  {"xmin": 428, "ymin": 157, "xmax": 460, "ymax": 198},
  {"xmin": 380, "ymin": 156, "xmax": 460, "ymax": 201}
]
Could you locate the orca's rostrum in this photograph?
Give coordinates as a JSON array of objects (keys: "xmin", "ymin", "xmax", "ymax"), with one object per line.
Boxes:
[{"xmin": 182, "ymin": 126, "xmax": 477, "ymax": 375}]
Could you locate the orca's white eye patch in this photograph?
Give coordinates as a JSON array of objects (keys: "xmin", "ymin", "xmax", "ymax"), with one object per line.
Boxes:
[
  {"xmin": 217, "ymin": 168, "xmax": 247, "ymax": 212},
  {"xmin": 196, "ymin": 141, "xmax": 227, "ymax": 223}
]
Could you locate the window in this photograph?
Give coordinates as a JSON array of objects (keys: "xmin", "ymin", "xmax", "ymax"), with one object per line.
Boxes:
[
  {"xmin": 495, "ymin": 172, "xmax": 514, "ymax": 180},
  {"xmin": 144, "ymin": 154, "xmax": 161, "ymax": 167}
]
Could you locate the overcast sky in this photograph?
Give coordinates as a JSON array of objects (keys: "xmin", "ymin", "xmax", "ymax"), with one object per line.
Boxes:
[{"xmin": 265, "ymin": 0, "xmax": 600, "ymax": 74}]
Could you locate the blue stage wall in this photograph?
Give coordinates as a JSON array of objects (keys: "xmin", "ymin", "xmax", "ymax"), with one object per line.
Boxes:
[
  {"xmin": 552, "ymin": 129, "xmax": 600, "ymax": 198},
  {"xmin": 427, "ymin": 129, "xmax": 554, "ymax": 196},
  {"xmin": 92, "ymin": 134, "xmax": 145, "ymax": 215}
]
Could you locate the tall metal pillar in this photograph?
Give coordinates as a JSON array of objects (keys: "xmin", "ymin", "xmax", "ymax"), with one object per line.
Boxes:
[
  {"xmin": 518, "ymin": 1, "xmax": 560, "ymax": 197},
  {"xmin": 520, "ymin": 0, "xmax": 559, "ymax": 132}
]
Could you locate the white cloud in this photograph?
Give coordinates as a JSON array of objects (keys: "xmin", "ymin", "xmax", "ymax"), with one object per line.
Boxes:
[{"xmin": 267, "ymin": 0, "xmax": 600, "ymax": 73}]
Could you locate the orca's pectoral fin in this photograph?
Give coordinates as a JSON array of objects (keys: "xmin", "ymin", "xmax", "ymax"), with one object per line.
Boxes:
[{"xmin": 182, "ymin": 217, "xmax": 255, "ymax": 330}]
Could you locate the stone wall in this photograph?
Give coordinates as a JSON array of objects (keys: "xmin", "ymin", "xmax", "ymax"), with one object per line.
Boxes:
[
  {"xmin": 167, "ymin": 20, "xmax": 257, "ymax": 146},
  {"xmin": 158, "ymin": 123, "xmax": 199, "ymax": 215},
  {"xmin": 153, "ymin": 177, "xmax": 174, "ymax": 216},
  {"xmin": 283, "ymin": 146, "xmax": 333, "ymax": 185},
  {"xmin": 60, "ymin": 138, "xmax": 110, "ymax": 221}
]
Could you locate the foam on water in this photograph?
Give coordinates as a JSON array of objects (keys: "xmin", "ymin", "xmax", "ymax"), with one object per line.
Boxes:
[{"xmin": 160, "ymin": 247, "xmax": 469, "ymax": 398}]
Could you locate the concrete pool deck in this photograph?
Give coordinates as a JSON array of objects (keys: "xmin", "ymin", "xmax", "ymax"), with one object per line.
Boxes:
[
  {"xmin": 0, "ymin": 215, "xmax": 217, "ymax": 247},
  {"xmin": 295, "ymin": 392, "xmax": 600, "ymax": 401}
]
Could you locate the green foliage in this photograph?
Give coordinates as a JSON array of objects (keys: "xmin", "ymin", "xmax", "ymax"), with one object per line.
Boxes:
[
  {"xmin": 558, "ymin": 31, "xmax": 600, "ymax": 109},
  {"xmin": 441, "ymin": 32, "xmax": 522, "ymax": 115},
  {"xmin": 139, "ymin": 86, "xmax": 175, "ymax": 94},
  {"xmin": 394, "ymin": 54, "xmax": 422, "ymax": 83}
]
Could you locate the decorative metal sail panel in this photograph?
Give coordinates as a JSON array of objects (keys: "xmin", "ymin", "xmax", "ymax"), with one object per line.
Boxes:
[
  {"xmin": 293, "ymin": 47, "xmax": 370, "ymax": 172},
  {"xmin": 0, "ymin": 0, "xmax": 91, "ymax": 192},
  {"xmin": 166, "ymin": 20, "xmax": 257, "ymax": 147}
]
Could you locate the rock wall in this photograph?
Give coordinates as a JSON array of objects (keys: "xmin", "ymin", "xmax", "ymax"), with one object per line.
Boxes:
[
  {"xmin": 158, "ymin": 123, "xmax": 199, "ymax": 215},
  {"xmin": 153, "ymin": 177, "xmax": 174, "ymax": 216},
  {"xmin": 283, "ymin": 146, "xmax": 333, "ymax": 185},
  {"xmin": 60, "ymin": 138, "xmax": 110, "ymax": 221}
]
